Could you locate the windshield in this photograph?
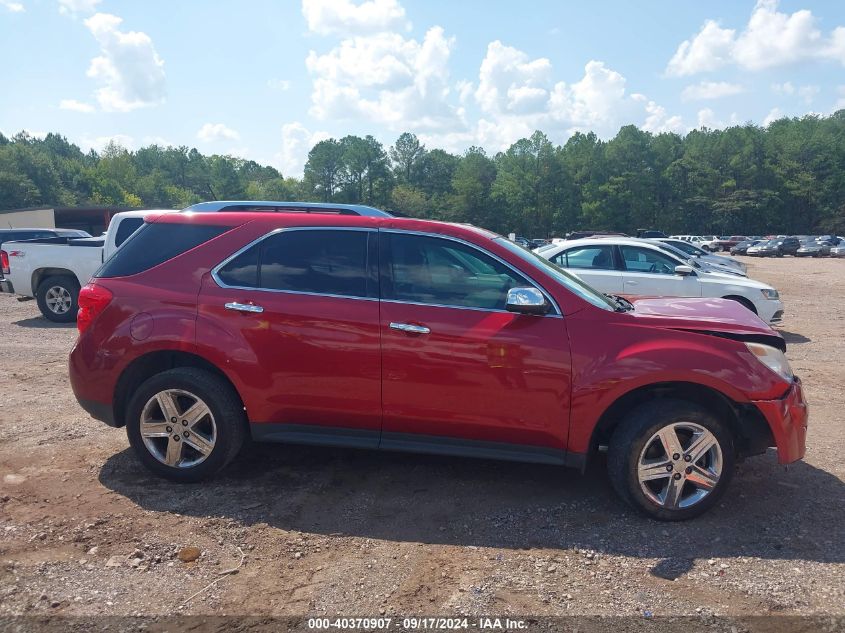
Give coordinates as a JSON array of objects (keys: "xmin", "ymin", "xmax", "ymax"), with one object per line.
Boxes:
[
  {"xmin": 663, "ymin": 240, "xmax": 701, "ymax": 256},
  {"xmin": 652, "ymin": 242, "xmax": 699, "ymax": 267},
  {"xmin": 493, "ymin": 238, "xmax": 615, "ymax": 312}
]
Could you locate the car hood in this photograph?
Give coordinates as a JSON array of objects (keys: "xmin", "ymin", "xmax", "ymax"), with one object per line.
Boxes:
[
  {"xmin": 699, "ymin": 262, "xmax": 746, "ymax": 276},
  {"xmin": 626, "ymin": 296, "xmax": 782, "ymax": 343}
]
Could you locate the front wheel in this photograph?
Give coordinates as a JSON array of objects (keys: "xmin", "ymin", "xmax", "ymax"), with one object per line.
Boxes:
[
  {"xmin": 36, "ymin": 275, "xmax": 80, "ymax": 323},
  {"xmin": 608, "ymin": 399, "xmax": 735, "ymax": 521},
  {"xmin": 126, "ymin": 368, "xmax": 246, "ymax": 482}
]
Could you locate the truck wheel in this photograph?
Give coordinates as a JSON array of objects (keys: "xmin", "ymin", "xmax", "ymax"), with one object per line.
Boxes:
[
  {"xmin": 36, "ymin": 275, "xmax": 80, "ymax": 323},
  {"xmin": 125, "ymin": 368, "xmax": 246, "ymax": 483},
  {"xmin": 608, "ymin": 399, "xmax": 735, "ymax": 521}
]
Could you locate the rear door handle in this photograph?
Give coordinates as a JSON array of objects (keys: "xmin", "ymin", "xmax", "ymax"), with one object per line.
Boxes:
[
  {"xmin": 389, "ymin": 322, "xmax": 430, "ymax": 335},
  {"xmin": 625, "ymin": 280, "xmax": 638, "ymax": 285},
  {"xmin": 225, "ymin": 302, "xmax": 264, "ymax": 314}
]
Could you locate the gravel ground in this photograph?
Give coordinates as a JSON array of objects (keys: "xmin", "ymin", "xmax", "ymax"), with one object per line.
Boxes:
[{"xmin": 0, "ymin": 256, "xmax": 843, "ymax": 623}]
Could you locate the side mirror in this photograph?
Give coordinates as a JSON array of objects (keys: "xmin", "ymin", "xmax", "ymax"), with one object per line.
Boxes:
[
  {"xmin": 675, "ymin": 265, "xmax": 694, "ymax": 276},
  {"xmin": 505, "ymin": 287, "xmax": 550, "ymax": 316}
]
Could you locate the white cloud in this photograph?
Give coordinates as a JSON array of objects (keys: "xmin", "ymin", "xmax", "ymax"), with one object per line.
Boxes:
[
  {"xmin": 836, "ymin": 86, "xmax": 845, "ymax": 110},
  {"xmin": 475, "ymin": 41, "xmax": 552, "ymax": 116},
  {"xmin": 771, "ymin": 81, "xmax": 795, "ymax": 95},
  {"xmin": 302, "ymin": 0, "xmax": 408, "ymax": 36},
  {"xmin": 639, "ymin": 97, "xmax": 686, "ymax": 134},
  {"xmin": 667, "ymin": 20, "xmax": 735, "ymax": 77},
  {"xmin": 84, "ymin": 12, "xmax": 166, "ymax": 112},
  {"xmin": 277, "ymin": 122, "xmax": 330, "ymax": 176},
  {"xmin": 763, "ymin": 107, "xmax": 784, "ymax": 126},
  {"xmin": 267, "ymin": 78, "xmax": 291, "ymax": 91},
  {"xmin": 299, "ymin": 0, "xmax": 684, "ymax": 159},
  {"xmin": 667, "ymin": 0, "xmax": 845, "ymax": 76},
  {"xmin": 306, "ymin": 26, "xmax": 459, "ymax": 132},
  {"xmin": 771, "ymin": 81, "xmax": 819, "ymax": 103},
  {"xmin": 196, "ymin": 123, "xmax": 241, "ymax": 143},
  {"xmin": 59, "ymin": 98, "xmax": 95, "ymax": 112},
  {"xmin": 681, "ymin": 81, "xmax": 744, "ymax": 101},
  {"xmin": 798, "ymin": 84, "xmax": 819, "ymax": 104},
  {"xmin": 696, "ymin": 108, "xmax": 740, "ymax": 130},
  {"xmin": 79, "ymin": 133, "xmax": 135, "ymax": 152},
  {"xmin": 1, "ymin": 0, "xmax": 24, "ymax": 12},
  {"xmin": 58, "ymin": 0, "xmax": 100, "ymax": 15}
]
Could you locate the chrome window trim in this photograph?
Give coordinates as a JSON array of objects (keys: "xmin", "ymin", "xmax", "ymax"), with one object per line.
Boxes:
[
  {"xmin": 211, "ymin": 226, "xmax": 376, "ymax": 301},
  {"xmin": 380, "ymin": 229, "xmax": 562, "ymax": 317},
  {"xmin": 211, "ymin": 226, "xmax": 562, "ymax": 316}
]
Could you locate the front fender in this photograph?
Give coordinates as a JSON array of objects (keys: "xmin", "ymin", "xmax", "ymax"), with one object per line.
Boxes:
[{"xmin": 564, "ymin": 311, "xmax": 789, "ymax": 454}]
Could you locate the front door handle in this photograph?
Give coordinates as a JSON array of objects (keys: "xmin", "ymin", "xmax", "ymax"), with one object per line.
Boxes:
[
  {"xmin": 389, "ymin": 322, "xmax": 430, "ymax": 335},
  {"xmin": 225, "ymin": 301, "xmax": 264, "ymax": 314},
  {"xmin": 625, "ymin": 280, "xmax": 638, "ymax": 285}
]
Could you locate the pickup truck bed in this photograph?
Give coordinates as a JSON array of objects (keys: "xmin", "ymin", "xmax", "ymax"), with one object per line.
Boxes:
[{"xmin": 0, "ymin": 211, "xmax": 153, "ymax": 322}]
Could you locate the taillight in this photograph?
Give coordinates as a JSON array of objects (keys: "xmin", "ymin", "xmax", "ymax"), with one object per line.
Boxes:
[
  {"xmin": 77, "ymin": 283, "xmax": 113, "ymax": 334},
  {"xmin": 1, "ymin": 250, "xmax": 9, "ymax": 275}
]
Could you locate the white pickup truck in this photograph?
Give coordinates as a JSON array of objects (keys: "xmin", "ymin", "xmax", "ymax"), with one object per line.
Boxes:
[{"xmin": 0, "ymin": 210, "xmax": 173, "ymax": 322}]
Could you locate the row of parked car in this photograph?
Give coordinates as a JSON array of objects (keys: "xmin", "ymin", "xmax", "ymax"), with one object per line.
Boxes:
[
  {"xmin": 0, "ymin": 201, "xmax": 808, "ymax": 522},
  {"xmin": 532, "ymin": 237, "xmax": 783, "ymax": 324},
  {"xmin": 671, "ymin": 234, "xmax": 845, "ymax": 257}
]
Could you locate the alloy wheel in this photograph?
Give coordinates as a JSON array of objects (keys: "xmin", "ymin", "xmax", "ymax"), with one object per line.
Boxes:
[
  {"xmin": 140, "ymin": 389, "xmax": 217, "ymax": 468},
  {"xmin": 45, "ymin": 286, "xmax": 72, "ymax": 314},
  {"xmin": 637, "ymin": 422, "xmax": 723, "ymax": 510}
]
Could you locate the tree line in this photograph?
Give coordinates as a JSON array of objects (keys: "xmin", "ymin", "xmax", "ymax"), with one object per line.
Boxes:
[{"xmin": 2, "ymin": 111, "xmax": 844, "ymax": 237}]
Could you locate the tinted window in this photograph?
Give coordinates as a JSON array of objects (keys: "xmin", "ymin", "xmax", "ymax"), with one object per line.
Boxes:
[
  {"xmin": 257, "ymin": 230, "xmax": 370, "ymax": 298},
  {"xmin": 97, "ymin": 223, "xmax": 230, "ymax": 278},
  {"xmin": 216, "ymin": 246, "xmax": 259, "ymax": 288},
  {"xmin": 0, "ymin": 231, "xmax": 48, "ymax": 242},
  {"xmin": 384, "ymin": 233, "xmax": 529, "ymax": 310},
  {"xmin": 620, "ymin": 245, "xmax": 679, "ymax": 275},
  {"xmin": 114, "ymin": 217, "xmax": 145, "ymax": 247},
  {"xmin": 552, "ymin": 245, "xmax": 614, "ymax": 269},
  {"xmin": 664, "ymin": 240, "xmax": 697, "ymax": 255}
]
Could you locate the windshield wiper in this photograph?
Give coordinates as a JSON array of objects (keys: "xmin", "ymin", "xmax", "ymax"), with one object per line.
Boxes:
[{"xmin": 605, "ymin": 294, "xmax": 635, "ymax": 312}]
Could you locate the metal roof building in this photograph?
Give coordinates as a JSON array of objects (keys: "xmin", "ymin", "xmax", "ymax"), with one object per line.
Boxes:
[{"xmin": 0, "ymin": 206, "xmax": 142, "ymax": 236}]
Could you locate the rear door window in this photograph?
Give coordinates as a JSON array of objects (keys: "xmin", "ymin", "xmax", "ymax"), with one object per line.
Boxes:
[
  {"xmin": 551, "ymin": 245, "xmax": 614, "ymax": 269},
  {"xmin": 113, "ymin": 217, "xmax": 145, "ymax": 247},
  {"xmin": 215, "ymin": 229, "xmax": 373, "ymax": 299}
]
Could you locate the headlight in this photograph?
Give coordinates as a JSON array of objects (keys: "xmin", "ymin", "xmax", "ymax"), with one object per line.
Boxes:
[
  {"xmin": 745, "ymin": 342, "xmax": 793, "ymax": 382},
  {"xmin": 760, "ymin": 288, "xmax": 779, "ymax": 300}
]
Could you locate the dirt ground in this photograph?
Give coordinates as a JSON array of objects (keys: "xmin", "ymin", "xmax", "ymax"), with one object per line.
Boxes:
[{"xmin": 0, "ymin": 256, "xmax": 844, "ymax": 623}]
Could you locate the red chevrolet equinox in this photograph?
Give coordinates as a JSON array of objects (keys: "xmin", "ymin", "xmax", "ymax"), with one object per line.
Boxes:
[{"xmin": 69, "ymin": 212, "xmax": 808, "ymax": 520}]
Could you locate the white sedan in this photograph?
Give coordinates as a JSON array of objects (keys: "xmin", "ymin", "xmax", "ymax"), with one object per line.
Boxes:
[
  {"xmin": 538, "ymin": 238, "xmax": 784, "ymax": 324},
  {"xmin": 653, "ymin": 238, "xmax": 746, "ymax": 274}
]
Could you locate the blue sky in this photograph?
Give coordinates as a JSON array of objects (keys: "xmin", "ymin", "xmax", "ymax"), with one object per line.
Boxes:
[{"xmin": 2, "ymin": 0, "xmax": 845, "ymax": 175}]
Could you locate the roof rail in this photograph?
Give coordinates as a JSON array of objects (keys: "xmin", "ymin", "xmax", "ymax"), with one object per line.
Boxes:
[{"xmin": 183, "ymin": 201, "xmax": 392, "ymax": 218}]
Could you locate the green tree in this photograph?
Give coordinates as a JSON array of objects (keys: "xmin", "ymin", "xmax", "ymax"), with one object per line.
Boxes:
[{"xmin": 390, "ymin": 132, "xmax": 426, "ymax": 185}]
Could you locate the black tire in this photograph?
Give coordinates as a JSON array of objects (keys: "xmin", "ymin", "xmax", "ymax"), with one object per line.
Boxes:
[
  {"xmin": 36, "ymin": 275, "xmax": 80, "ymax": 323},
  {"xmin": 723, "ymin": 295, "xmax": 757, "ymax": 314},
  {"xmin": 125, "ymin": 368, "xmax": 246, "ymax": 482},
  {"xmin": 607, "ymin": 399, "xmax": 735, "ymax": 521}
]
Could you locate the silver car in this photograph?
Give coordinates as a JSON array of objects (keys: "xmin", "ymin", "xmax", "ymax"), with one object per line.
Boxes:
[{"xmin": 653, "ymin": 238, "xmax": 747, "ymax": 274}]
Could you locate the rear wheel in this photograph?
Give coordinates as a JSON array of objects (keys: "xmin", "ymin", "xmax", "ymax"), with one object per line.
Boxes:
[
  {"xmin": 608, "ymin": 399, "xmax": 735, "ymax": 521},
  {"xmin": 36, "ymin": 275, "xmax": 80, "ymax": 323},
  {"xmin": 126, "ymin": 368, "xmax": 246, "ymax": 482}
]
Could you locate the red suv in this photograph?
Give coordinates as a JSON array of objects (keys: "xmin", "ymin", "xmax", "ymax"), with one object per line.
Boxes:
[{"xmin": 69, "ymin": 212, "xmax": 808, "ymax": 520}]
